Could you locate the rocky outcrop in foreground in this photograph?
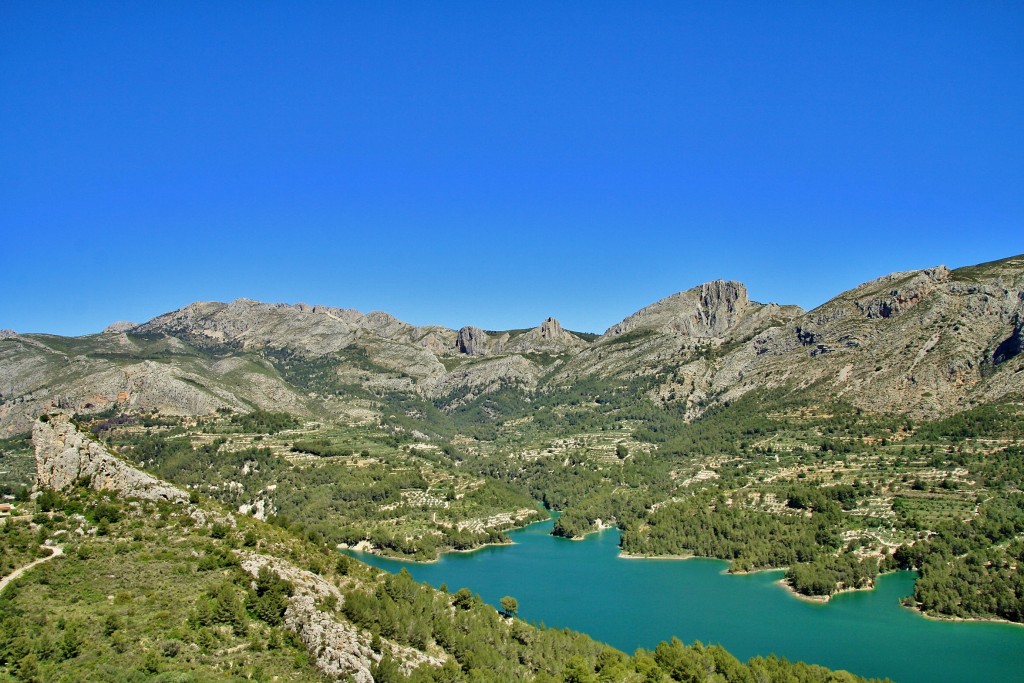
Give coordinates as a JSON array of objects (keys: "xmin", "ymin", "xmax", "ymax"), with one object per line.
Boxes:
[
  {"xmin": 239, "ymin": 553, "xmax": 445, "ymax": 682},
  {"xmin": 31, "ymin": 413, "xmax": 441, "ymax": 682},
  {"xmin": 33, "ymin": 413, "xmax": 188, "ymax": 503}
]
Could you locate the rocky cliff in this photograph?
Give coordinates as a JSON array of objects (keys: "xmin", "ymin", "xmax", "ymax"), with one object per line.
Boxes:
[
  {"xmin": 31, "ymin": 411, "xmax": 444, "ymax": 681},
  {"xmin": 551, "ymin": 256, "xmax": 1024, "ymax": 419},
  {"xmin": 505, "ymin": 317, "xmax": 588, "ymax": 354},
  {"xmin": 33, "ymin": 413, "xmax": 188, "ymax": 503},
  {"xmin": 603, "ymin": 280, "xmax": 761, "ymax": 339}
]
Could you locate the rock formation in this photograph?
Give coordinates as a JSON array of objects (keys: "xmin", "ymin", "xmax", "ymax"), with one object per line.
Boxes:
[
  {"xmin": 238, "ymin": 552, "xmax": 444, "ymax": 682},
  {"xmin": 603, "ymin": 280, "xmax": 757, "ymax": 339},
  {"xmin": 102, "ymin": 321, "xmax": 138, "ymax": 334},
  {"xmin": 4, "ymin": 254, "xmax": 1024, "ymax": 430},
  {"xmin": 505, "ymin": 317, "xmax": 588, "ymax": 355},
  {"xmin": 456, "ymin": 326, "xmax": 489, "ymax": 356},
  {"xmin": 33, "ymin": 413, "xmax": 188, "ymax": 503}
]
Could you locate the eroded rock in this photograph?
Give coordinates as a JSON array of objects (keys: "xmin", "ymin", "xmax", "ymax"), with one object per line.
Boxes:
[{"xmin": 33, "ymin": 414, "xmax": 188, "ymax": 503}]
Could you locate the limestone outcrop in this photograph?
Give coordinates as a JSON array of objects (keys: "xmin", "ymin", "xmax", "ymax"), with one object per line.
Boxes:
[
  {"xmin": 603, "ymin": 280, "xmax": 758, "ymax": 339},
  {"xmin": 5, "ymin": 254, "xmax": 1024, "ymax": 429},
  {"xmin": 456, "ymin": 326, "xmax": 489, "ymax": 356},
  {"xmin": 505, "ymin": 317, "xmax": 588, "ymax": 354},
  {"xmin": 33, "ymin": 413, "xmax": 188, "ymax": 503},
  {"xmin": 102, "ymin": 321, "xmax": 138, "ymax": 334},
  {"xmin": 238, "ymin": 553, "xmax": 444, "ymax": 682}
]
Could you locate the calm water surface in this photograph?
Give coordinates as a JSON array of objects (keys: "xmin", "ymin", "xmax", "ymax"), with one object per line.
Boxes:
[{"xmin": 351, "ymin": 519, "xmax": 1024, "ymax": 683}]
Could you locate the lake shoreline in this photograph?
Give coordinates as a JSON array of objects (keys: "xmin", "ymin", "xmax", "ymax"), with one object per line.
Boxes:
[
  {"xmin": 341, "ymin": 511, "xmax": 554, "ymax": 563},
  {"xmin": 342, "ymin": 539, "xmax": 518, "ymax": 564},
  {"xmin": 618, "ymin": 551, "xmax": 696, "ymax": 561},
  {"xmin": 555, "ymin": 519, "xmax": 616, "ymax": 541},
  {"xmin": 355, "ymin": 518, "xmax": 1024, "ymax": 683},
  {"xmin": 775, "ymin": 577, "xmax": 875, "ymax": 604},
  {"xmin": 909, "ymin": 603, "xmax": 1024, "ymax": 628}
]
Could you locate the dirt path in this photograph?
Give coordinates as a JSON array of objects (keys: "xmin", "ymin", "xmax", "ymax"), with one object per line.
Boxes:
[{"xmin": 0, "ymin": 545, "xmax": 63, "ymax": 594}]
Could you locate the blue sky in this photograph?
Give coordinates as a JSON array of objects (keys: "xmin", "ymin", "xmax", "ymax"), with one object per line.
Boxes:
[{"xmin": 2, "ymin": 2, "xmax": 1022, "ymax": 336}]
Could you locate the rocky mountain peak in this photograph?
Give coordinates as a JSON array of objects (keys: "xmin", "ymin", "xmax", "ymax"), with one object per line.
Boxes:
[
  {"xmin": 603, "ymin": 279, "xmax": 754, "ymax": 339},
  {"xmin": 539, "ymin": 317, "xmax": 563, "ymax": 339},
  {"xmin": 5, "ymin": 255, "xmax": 1023, "ymax": 436},
  {"xmin": 503, "ymin": 317, "xmax": 588, "ymax": 355},
  {"xmin": 103, "ymin": 321, "xmax": 138, "ymax": 334}
]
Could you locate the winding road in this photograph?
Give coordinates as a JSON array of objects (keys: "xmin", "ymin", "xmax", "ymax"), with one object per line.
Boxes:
[{"xmin": 0, "ymin": 545, "xmax": 63, "ymax": 594}]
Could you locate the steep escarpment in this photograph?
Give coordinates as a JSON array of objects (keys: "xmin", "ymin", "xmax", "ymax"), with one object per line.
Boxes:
[
  {"xmin": 33, "ymin": 413, "xmax": 188, "ymax": 502},
  {"xmin": 548, "ymin": 280, "xmax": 803, "ymax": 403},
  {"xmin": 717, "ymin": 257, "xmax": 1024, "ymax": 417},
  {"xmin": 550, "ymin": 257, "xmax": 1024, "ymax": 419},
  {"xmin": 603, "ymin": 280, "xmax": 763, "ymax": 339}
]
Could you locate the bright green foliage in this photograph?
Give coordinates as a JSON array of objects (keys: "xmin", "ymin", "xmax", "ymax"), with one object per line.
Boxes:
[
  {"xmin": 43, "ymin": 381, "xmax": 1024, "ymax": 624},
  {"xmin": 246, "ymin": 566, "xmax": 294, "ymax": 626},
  {"xmin": 228, "ymin": 409, "xmax": 301, "ymax": 434},
  {"xmin": 620, "ymin": 493, "xmax": 832, "ymax": 568},
  {"xmin": 338, "ymin": 571, "xmax": 887, "ymax": 683},
  {"xmin": 0, "ymin": 473, "xmax": 889, "ymax": 683},
  {"xmin": 499, "ymin": 595, "xmax": 518, "ymax": 617},
  {"xmin": 0, "ymin": 490, "xmax": 325, "ymax": 682},
  {"xmin": 895, "ymin": 494, "xmax": 1024, "ymax": 621},
  {"xmin": 107, "ymin": 421, "xmax": 544, "ymax": 560}
]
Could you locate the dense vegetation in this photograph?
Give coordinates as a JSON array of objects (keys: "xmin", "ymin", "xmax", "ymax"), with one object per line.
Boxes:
[
  {"xmin": 620, "ymin": 492, "xmax": 835, "ymax": 568},
  {"xmin": 99, "ymin": 412, "xmax": 545, "ymax": 560},
  {"xmin": 344, "ymin": 567, "xmax": 882, "ymax": 682},
  {"xmin": 0, "ymin": 483, "xmax": 886, "ymax": 682},
  {"xmin": 893, "ymin": 492, "xmax": 1024, "ymax": 621},
  {"xmin": 438, "ymin": 392, "xmax": 1024, "ymax": 617},
  {"xmin": 0, "ymin": 489, "xmax": 324, "ymax": 682},
  {"xmin": 5, "ymin": 382, "xmax": 1024, "ymax": 642},
  {"xmin": 0, "ymin": 434, "xmax": 34, "ymax": 495},
  {"xmin": 52, "ymin": 391, "xmax": 1024, "ymax": 622}
]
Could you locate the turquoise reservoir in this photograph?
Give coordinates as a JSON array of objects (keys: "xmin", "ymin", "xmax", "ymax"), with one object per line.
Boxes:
[{"xmin": 351, "ymin": 518, "xmax": 1024, "ymax": 683}]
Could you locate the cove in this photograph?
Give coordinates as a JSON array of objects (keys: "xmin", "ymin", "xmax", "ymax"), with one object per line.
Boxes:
[{"xmin": 350, "ymin": 518, "xmax": 1024, "ymax": 683}]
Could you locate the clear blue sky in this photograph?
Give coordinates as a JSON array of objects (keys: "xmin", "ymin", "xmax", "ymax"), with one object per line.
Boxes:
[{"xmin": 2, "ymin": 2, "xmax": 1022, "ymax": 336}]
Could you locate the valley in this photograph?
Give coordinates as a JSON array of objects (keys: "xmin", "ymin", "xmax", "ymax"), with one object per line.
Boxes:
[{"xmin": 2, "ymin": 254, "xmax": 1024, "ymax": 681}]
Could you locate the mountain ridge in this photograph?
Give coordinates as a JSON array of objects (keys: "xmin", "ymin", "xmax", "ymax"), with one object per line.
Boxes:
[{"xmin": 2, "ymin": 254, "xmax": 1023, "ymax": 435}]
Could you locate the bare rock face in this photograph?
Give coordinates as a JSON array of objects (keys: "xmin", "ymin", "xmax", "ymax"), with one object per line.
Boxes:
[
  {"xmin": 6, "ymin": 254, "xmax": 1023, "ymax": 431},
  {"xmin": 102, "ymin": 321, "xmax": 138, "ymax": 334},
  {"xmin": 239, "ymin": 553, "xmax": 376, "ymax": 683},
  {"xmin": 135, "ymin": 299, "xmax": 361, "ymax": 356},
  {"xmin": 855, "ymin": 267, "xmax": 950, "ymax": 319},
  {"xmin": 992, "ymin": 312, "xmax": 1024, "ymax": 366},
  {"xmin": 603, "ymin": 280, "xmax": 755, "ymax": 339},
  {"xmin": 456, "ymin": 326, "xmax": 489, "ymax": 356},
  {"xmin": 0, "ymin": 329, "xmax": 17, "ymax": 339},
  {"xmin": 505, "ymin": 317, "xmax": 588, "ymax": 354},
  {"xmin": 33, "ymin": 414, "xmax": 188, "ymax": 503},
  {"xmin": 424, "ymin": 355, "xmax": 543, "ymax": 404},
  {"xmin": 539, "ymin": 317, "xmax": 562, "ymax": 339}
]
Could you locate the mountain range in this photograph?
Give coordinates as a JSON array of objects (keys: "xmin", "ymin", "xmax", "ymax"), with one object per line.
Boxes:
[{"xmin": 2, "ymin": 254, "xmax": 1023, "ymax": 435}]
